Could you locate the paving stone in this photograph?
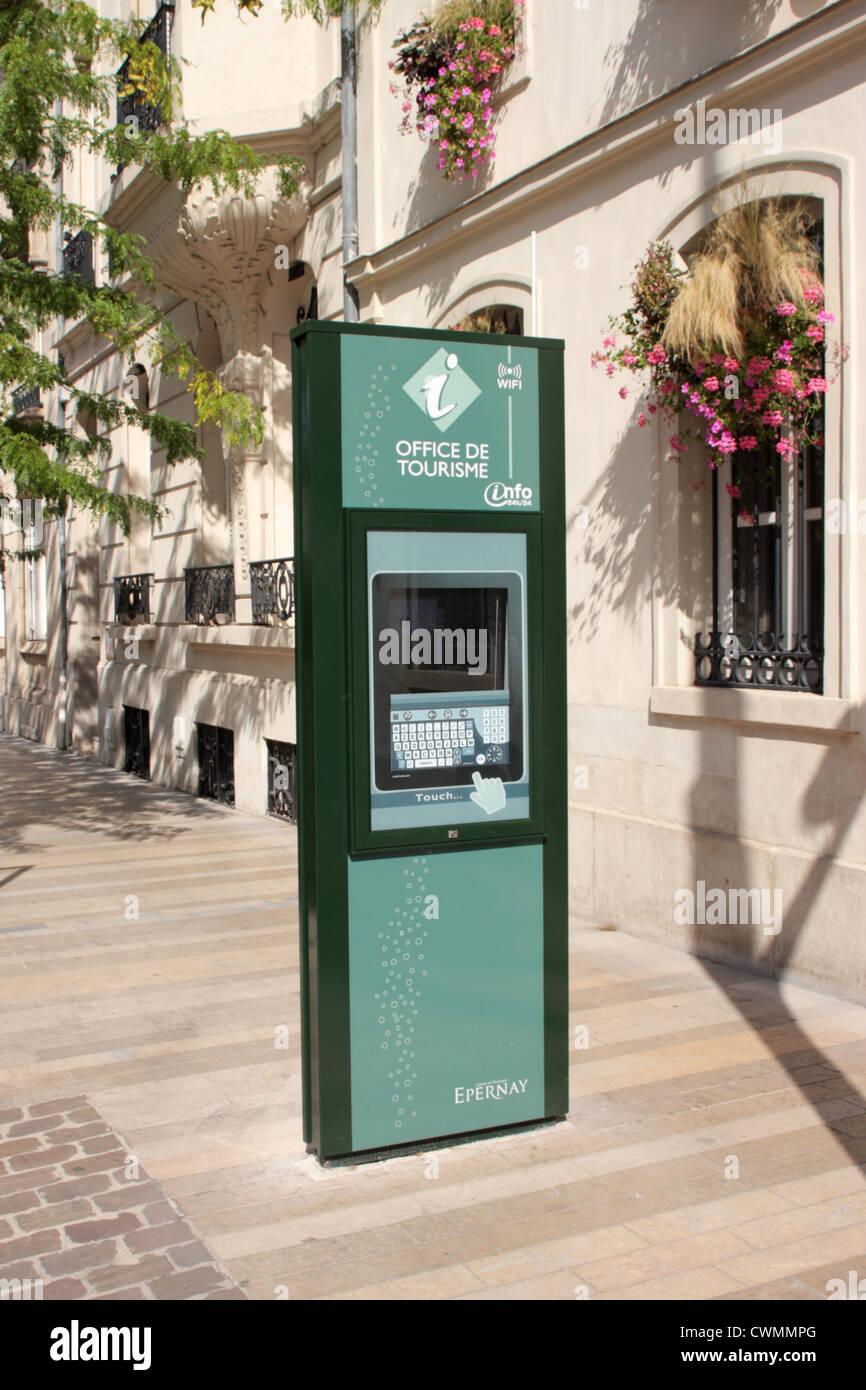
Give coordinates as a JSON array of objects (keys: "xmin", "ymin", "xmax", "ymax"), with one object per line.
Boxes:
[
  {"xmin": 167, "ymin": 1240, "xmax": 212, "ymax": 1269},
  {"xmin": 0, "ymin": 1109, "xmax": 24, "ymax": 1125},
  {"xmin": 0, "ymin": 1229, "xmax": 61, "ymax": 1264},
  {"xmin": 7, "ymin": 1116, "xmax": 65, "ymax": 1139},
  {"xmin": 15, "ymin": 1199, "xmax": 96, "ymax": 1233},
  {"xmin": 94, "ymin": 1183, "xmax": 164, "ymax": 1213},
  {"xmin": 42, "ymin": 1277, "xmax": 87, "ymax": 1300},
  {"xmin": 141, "ymin": 1200, "xmax": 177, "ymax": 1227},
  {"xmin": 38, "ymin": 1174, "xmax": 112, "ymax": 1204},
  {"xmin": 9, "ymin": 1145, "xmax": 78, "ymax": 1172},
  {"xmin": 60, "ymin": 1150, "xmax": 128, "ymax": 1178},
  {"xmin": 0, "ymin": 1192, "xmax": 42, "ymax": 1218},
  {"xmin": 148, "ymin": 1266, "xmax": 229, "ymax": 1300},
  {"xmin": 40, "ymin": 1239, "xmax": 118, "ymax": 1277},
  {"xmin": 65, "ymin": 1212, "xmax": 142, "ymax": 1244},
  {"xmin": 0, "ymin": 1136, "xmax": 43, "ymax": 1159},
  {"xmin": 89, "ymin": 1254, "xmax": 174, "ymax": 1292},
  {"xmin": 126, "ymin": 1219, "xmax": 195, "ymax": 1255},
  {"xmin": 28, "ymin": 1097, "xmax": 88, "ymax": 1119}
]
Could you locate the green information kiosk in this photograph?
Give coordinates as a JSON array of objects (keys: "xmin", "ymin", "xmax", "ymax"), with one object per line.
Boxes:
[{"xmin": 291, "ymin": 321, "xmax": 567, "ymax": 1160}]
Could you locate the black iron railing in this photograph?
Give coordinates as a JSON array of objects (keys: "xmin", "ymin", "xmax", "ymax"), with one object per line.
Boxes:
[
  {"xmin": 11, "ymin": 385, "xmax": 41, "ymax": 416},
  {"xmin": 123, "ymin": 705, "xmax": 151, "ymax": 780},
  {"xmin": 184, "ymin": 564, "xmax": 235, "ymax": 623},
  {"xmin": 197, "ymin": 722, "xmax": 234, "ymax": 805},
  {"xmin": 266, "ymin": 739, "xmax": 297, "ymax": 823},
  {"xmin": 62, "ymin": 229, "xmax": 94, "ymax": 284},
  {"xmin": 694, "ymin": 464, "xmax": 824, "ymax": 693},
  {"xmin": 116, "ymin": 3, "xmax": 174, "ymax": 135},
  {"xmin": 694, "ymin": 632, "xmax": 823, "ymax": 692},
  {"xmin": 250, "ymin": 557, "xmax": 295, "ymax": 625},
  {"xmin": 114, "ymin": 573, "xmax": 153, "ymax": 623}
]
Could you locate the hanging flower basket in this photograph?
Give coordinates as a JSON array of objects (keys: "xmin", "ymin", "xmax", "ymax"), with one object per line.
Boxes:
[
  {"xmin": 390, "ymin": 0, "xmax": 523, "ymax": 182},
  {"xmin": 592, "ymin": 198, "xmax": 846, "ymax": 501}
]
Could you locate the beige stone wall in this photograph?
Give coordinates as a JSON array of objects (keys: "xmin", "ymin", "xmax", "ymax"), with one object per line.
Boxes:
[{"xmin": 2, "ymin": 0, "xmax": 864, "ymax": 994}]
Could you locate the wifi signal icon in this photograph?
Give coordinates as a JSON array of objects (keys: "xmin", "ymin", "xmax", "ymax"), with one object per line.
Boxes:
[{"xmin": 497, "ymin": 361, "xmax": 523, "ymax": 390}]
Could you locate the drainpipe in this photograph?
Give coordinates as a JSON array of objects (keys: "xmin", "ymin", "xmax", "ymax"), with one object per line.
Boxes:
[
  {"xmin": 341, "ymin": 4, "xmax": 360, "ymax": 322},
  {"xmin": 54, "ymin": 98, "xmax": 70, "ymax": 751},
  {"xmin": 57, "ymin": 488, "xmax": 69, "ymax": 752}
]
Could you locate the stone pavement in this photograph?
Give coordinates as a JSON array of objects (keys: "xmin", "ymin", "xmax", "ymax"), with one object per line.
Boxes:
[{"xmin": 1, "ymin": 733, "xmax": 866, "ymax": 1301}]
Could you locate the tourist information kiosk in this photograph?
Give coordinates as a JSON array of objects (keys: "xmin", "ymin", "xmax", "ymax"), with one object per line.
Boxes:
[{"xmin": 292, "ymin": 321, "xmax": 567, "ymax": 1160}]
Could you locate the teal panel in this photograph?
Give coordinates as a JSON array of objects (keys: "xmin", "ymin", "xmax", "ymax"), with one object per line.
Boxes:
[
  {"xmin": 349, "ymin": 844, "xmax": 544, "ymax": 1152},
  {"xmin": 341, "ymin": 334, "xmax": 540, "ymax": 512}
]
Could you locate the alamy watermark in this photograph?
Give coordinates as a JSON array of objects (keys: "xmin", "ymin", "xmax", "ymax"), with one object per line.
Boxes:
[
  {"xmin": 1, "ymin": 497, "xmax": 44, "ymax": 546},
  {"xmin": 674, "ymin": 98, "xmax": 783, "ymax": 153},
  {"xmin": 674, "ymin": 880, "xmax": 783, "ymax": 936}
]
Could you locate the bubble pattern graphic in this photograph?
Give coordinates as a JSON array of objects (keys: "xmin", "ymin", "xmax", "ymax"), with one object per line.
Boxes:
[
  {"xmin": 352, "ymin": 364, "xmax": 396, "ymax": 507},
  {"xmin": 373, "ymin": 856, "xmax": 433, "ymax": 1132}
]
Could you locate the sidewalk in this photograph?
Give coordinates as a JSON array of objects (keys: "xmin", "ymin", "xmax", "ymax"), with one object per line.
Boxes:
[{"xmin": 1, "ymin": 733, "xmax": 866, "ymax": 1300}]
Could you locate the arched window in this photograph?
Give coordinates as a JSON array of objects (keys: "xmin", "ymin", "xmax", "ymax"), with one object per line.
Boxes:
[{"xmin": 451, "ymin": 304, "xmax": 524, "ymax": 335}]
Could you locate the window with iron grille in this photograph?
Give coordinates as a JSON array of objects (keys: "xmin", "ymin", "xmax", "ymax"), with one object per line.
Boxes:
[
  {"xmin": 266, "ymin": 740, "xmax": 297, "ymax": 823},
  {"xmin": 123, "ymin": 706, "xmax": 150, "ymax": 780},
  {"xmin": 24, "ymin": 516, "xmax": 47, "ymax": 641},
  {"xmin": 694, "ymin": 216, "xmax": 825, "ymax": 694},
  {"xmin": 695, "ymin": 438, "xmax": 824, "ymax": 692},
  {"xmin": 197, "ymin": 722, "xmax": 234, "ymax": 806}
]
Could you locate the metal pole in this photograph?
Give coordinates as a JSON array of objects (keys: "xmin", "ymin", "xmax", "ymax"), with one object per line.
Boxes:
[{"xmin": 341, "ymin": 4, "xmax": 360, "ymax": 322}]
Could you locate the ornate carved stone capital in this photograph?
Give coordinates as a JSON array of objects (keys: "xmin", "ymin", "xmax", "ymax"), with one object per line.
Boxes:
[{"xmin": 150, "ymin": 171, "xmax": 308, "ymax": 361}]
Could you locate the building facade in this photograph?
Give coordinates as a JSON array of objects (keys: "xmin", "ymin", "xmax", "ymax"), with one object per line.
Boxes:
[{"xmin": 2, "ymin": 0, "xmax": 865, "ymax": 998}]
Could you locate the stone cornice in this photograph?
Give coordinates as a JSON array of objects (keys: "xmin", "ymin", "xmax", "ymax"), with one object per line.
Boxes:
[{"xmin": 347, "ymin": 0, "xmax": 865, "ymax": 293}]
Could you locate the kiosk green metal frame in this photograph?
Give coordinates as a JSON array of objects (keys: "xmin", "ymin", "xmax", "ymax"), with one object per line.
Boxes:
[{"xmin": 292, "ymin": 321, "xmax": 567, "ymax": 1160}]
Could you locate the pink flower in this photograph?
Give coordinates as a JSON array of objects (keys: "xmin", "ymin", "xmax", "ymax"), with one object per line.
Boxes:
[
  {"xmin": 738, "ymin": 436, "xmax": 757, "ymax": 450},
  {"xmin": 724, "ymin": 358, "xmax": 740, "ymax": 372},
  {"xmin": 802, "ymin": 284, "xmax": 823, "ymax": 303},
  {"xmin": 603, "ymin": 334, "xmax": 616, "ymax": 348},
  {"xmin": 762, "ymin": 410, "xmax": 784, "ymax": 426},
  {"xmin": 622, "ymin": 350, "xmax": 638, "ymax": 366},
  {"xmin": 718, "ymin": 432, "xmax": 737, "ymax": 453},
  {"xmin": 638, "ymin": 413, "xmax": 647, "ymax": 427},
  {"xmin": 807, "ymin": 377, "xmax": 828, "ymax": 393},
  {"xmin": 805, "ymin": 324, "xmax": 824, "ymax": 341},
  {"xmin": 647, "ymin": 344, "xmax": 667, "ymax": 365},
  {"xmin": 605, "ymin": 363, "xmax": 615, "ymax": 377},
  {"xmin": 748, "ymin": 356, "xmax": 771, "ymax": 375},
  {"xmin": 773, "ymin": 369, "xmax": 795, "ymax": 394},
  {"xmin": 726, "ymin": 484, "xmax": 741, "ymax": 499},
  {"xmin": 704, "ymin": 376, "xmax": 720, "ymax": 391},
  {"xmin": 669, "ymin": 435, "xmax": 688, "ymax": 453},
  {"xmin": 618, "ymin": 386, "xmax": 628, "ymax": 399},
  {"xmin": 649, "ymin": 403, "xmax": 658, "ymax": 414},
  {"xmin": 817, "ymin": 310, "xmax": 834, "ymax": 323},
  {"xmin": 739, "ymin": 509, "xmax": 755, "ymax": 525},
  {"xmin": 776, "ymin": 301, "xmax": 797, "ymax": 316},
  {"xmin": 776, "ymin": 438, "xmax": 796, "ymax": 458}
]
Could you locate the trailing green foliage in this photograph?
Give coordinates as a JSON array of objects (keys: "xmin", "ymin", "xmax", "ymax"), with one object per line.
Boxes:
[{"xmin": 0, "ymin": 0, "xmax": 303, "ymax": 534}]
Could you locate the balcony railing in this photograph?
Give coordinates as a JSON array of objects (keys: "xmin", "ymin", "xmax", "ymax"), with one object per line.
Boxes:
[
  {"xmin": 249, "ymin": 557, "xmax": 295, "ymax": 625},
  {"xmin": 185, "ymin": 564, "xmax": 235, "ymax": 624},
  {"xmin": 116, "ymin": 3, "xmax": 174, "ymax": 136},
  {"xmin": 11, "ymin": 385, "xmax": 42, "ymax": 417},
  {"xmin": 62, "ymin": 230, "xmax": 94, "ymax": 284},
  {"xmin": 114, "ymin": 573, "xmax": 153, "ymax": 624},
  {"xmin": 694, "ymin": 632, "xmax": 823, "ymax": 693}
]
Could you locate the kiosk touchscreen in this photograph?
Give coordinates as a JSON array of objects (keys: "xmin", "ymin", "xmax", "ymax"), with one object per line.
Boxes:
[
  {"xmin": 372, "ymin": 572, "xmax": 523, "ymax": 788},
  {"xmin": 367, "ymin": 530, "xmax": 530, "ymax": 832}
]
